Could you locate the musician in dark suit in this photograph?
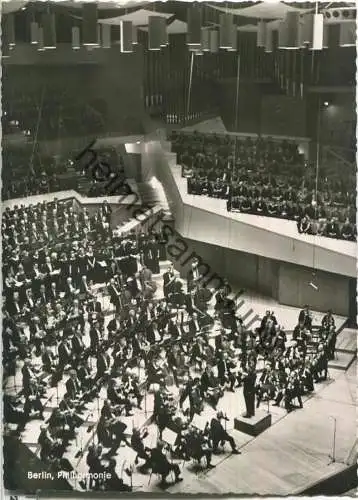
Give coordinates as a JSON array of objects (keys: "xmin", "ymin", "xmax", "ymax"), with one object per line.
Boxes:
[
  {"xmin": 29, "ymin": 315, "xmax": 45, "ymax": 356},
  {"xmin": 147, "ymin": 320, "xmax": 164, "ymax": 344},
  {"xmin": 58, "ymin": 338, "xmax": 73, "ymax": 370},
  {"xmin": 21, "ymin": 370, "xmax": 44, "ymax": 416},
  {"xmin": 298, "ymin": 305, "xmax": 312, "ymax": 330},
  {"xmin": 147, "ymin": 359, "xmax": 165, "ymax": 389},
  {"xmin": 38, "ymin": 424, "xmax": 64, "ymax": 462},
  {"xmin": 180, "ymin": 377, "xmax": 203, "ymax": 421},
  {"xmin": 168, "ymin": 280, "xmax": 185, "ymax": 308},
  {"xmin": 217, "ymin": 352, "xmax": 236, "ymax": 391},
  {"xmin": 322, "ymin": 310, "xmax": 335, "ymax": 330},
  {"xmin": 100, "ymin": 200, "xmax": 112, "ymax": 222},
  {"xmin": 142, "ymin": 237, "xmax": 160, "ymax": 274},
  {"xmin": 131, "ymin": 427, "xmax": 151, "ymax": 470},
  {"xmin": 97, "ymin": 412, "xmax": 129, "ymax": 456},
  {"xmin": 187, "ymin": 312, "xmax": 202, "ymax": 337},
  {"xmin": 77, "ymin": 358, "xmax": 94, "ymax": 389},
  {"xmin": 200, "ymin": 366, "xmax": 215, "ymax": 395},
  {"xmin": 200, "ymin": 365, "xmax": 222, "ymax": 410},
  {"xmin": 242, "ymin": 363, "xmax": 257, "ymax": 418},
  {"xmin": 166, "ymin": 346, "xmax": 180, "ymax": 386},
  {"xmin": 71, "ymin": 330, "xmax": 86, "ymax": 359},
  {"xmin": 167, "ymin": 317, "xmax": 184, "ymax": 340},
  {"xmin": 149, "ymin": 441, "xmax": 183, "ymax": 486},
  {"xmin": 89, "ymin": 320, "xmax": 102, "ymax": 353},
  {"xmin": 86, "ymin": 444, "xmax": 105, "ymax": 489},
  {"xmin": 42, "ymin": 348, "xmax": 57, "ymax": 374},
  {"xmin": 163, "ymin": 264, "xmax": 176, "ymax": 298},
  {"xmin": 23, "ymin": 288, "xmax": 36, "ymax": 313},
  {"xmin": 208, "ymin": 413, "xmax": 240, "ymax": 454},
  {"xmin": 8, "ymin": 290, "xmax": 24, "ymax": 317},
  {"xmin": 126, "ymin": 276, "xmax": 142, "ymax": 300},
  {"xmin": 284, "ymin": 371, "xmax": 304, "ymax": 412},
  {"xmin": 4, "ymin": 394, "xmax": 26, "ymax": 428},
  {"xmin": 46, "ymin": 281, "xmax": 60, "ymax": 305},
  {"xmin": 256, "ymin": 365, "xmax": 275, "ymax": 408},
  {"xmin": 107, "ymin": 278, "xmax": 122, "ymax": 312},
  {"xmin": 107, "ymin": 313, "xmax": 122, "ymax": 342},
  {"xmin": 96, "ymin": 349, "xmax": 111, "ymax": 379},
  {"xmin": 327, "ymin": 326, "xmax": 337, "ymax": 360},
  {"xmin": 195, "ymin": 284, "xmax": 212, "ymax": 313},
  {"xmin": 190, "ymin": 337, "xmax": 206, "ymax": 370},
  {"xmin": 312, "ymin": 343, "xmax": 329, "ymax": 382},
  {"xmin": 139, "ymin": 264, "xmax": 153, "ymax": 287},
  {"xmin": 184, "ymin": 289, "xmax": 196, "ymax": 315},
  {"xmin": 187, "ymin": 259, "xmax": 201, "ymax": 292},
  {"xmin": 260, "ymin": 310, "xmax": 277, "ymax": 332},
  {"xmin": 104, "ymin": 458, "xmax": 132, "ymax": 491},
  {"xmin": 107, "ymin": 378, "xmax": 133, "ymax": 416},
  {"xmin": 141, "ymin": 301, "xmax": 158, "ymax": 325},
  {"xmin": 65, "ymin": 369, "xmax": 82, "ymax": 400}
]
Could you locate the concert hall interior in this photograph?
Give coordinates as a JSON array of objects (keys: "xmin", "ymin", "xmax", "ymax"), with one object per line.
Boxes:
[{"xmin": 2, "ymin": 0, "xmax": 357, "ymax": 496}]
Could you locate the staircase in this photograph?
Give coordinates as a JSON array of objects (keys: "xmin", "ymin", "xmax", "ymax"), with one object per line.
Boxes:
[
  {"xmin": 136, "ymin": 180, "xmax": 173, "ymax": 221},
  {"xmin": 75, "ymin": 167, "xmax": 92, "ymax": 194},
  {"xmin": 328, "ymin": 327, "xmax": 357, "ymax": 371},
  {"xmin": 321, "ymin": 145, "xmax": 356, "ymax": 177}
]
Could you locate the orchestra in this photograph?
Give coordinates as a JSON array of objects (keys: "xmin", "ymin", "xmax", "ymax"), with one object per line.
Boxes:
[{"xmin": 3, "ymin": 198, "xmax": 339, "ymax": 491}]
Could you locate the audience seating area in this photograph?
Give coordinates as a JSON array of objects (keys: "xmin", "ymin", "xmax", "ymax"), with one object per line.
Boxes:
[
  {"xmin": 3, "ymin": 87, "xmax": 105, "ymax": 141},
  {"xmin": 2, "ymin": 146, "xmax": 78, "ymax": 201},
  {"xmin": 2, "ymin": 142, "xmax": 129, "ymax": 201},
  {"xmin": 170, "ymin": 131, "xmax": 356, "ymax": 242},
  {"xmin": 76, "ymin": 146, "xmax": 130, "ymax": 199}
]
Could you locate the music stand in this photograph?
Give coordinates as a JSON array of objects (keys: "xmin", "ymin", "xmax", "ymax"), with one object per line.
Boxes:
[
  {"xmin": 162, "ymin": 428, "xmax": 177, "ymax": 448},
  {"xmin": 328, "ymin": 416, "xmax": 337, "ymax": 465},
  {"xmin": 191, "ymin": 414, "xmax": 208, "ymax": 432},
  {"xmin": 13, "ymin": 373, "xmax": 17, "ymax": 394}
]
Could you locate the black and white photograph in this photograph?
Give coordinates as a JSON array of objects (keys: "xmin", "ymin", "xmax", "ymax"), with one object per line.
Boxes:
[{"xmin": 1, "ymin": 0, "xmax": 357, "ymax": 497}]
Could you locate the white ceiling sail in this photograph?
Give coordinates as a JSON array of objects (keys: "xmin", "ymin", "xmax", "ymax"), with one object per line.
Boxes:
[
  {"xmin": 59, "ymin": 1, "xmax": 150, "ymax": 9},
  {"xmin": 98, "ymin": 8, "xmax": 174, "ymax": 26},
  {"xmin": 207, "ymin": 2, "xmax": 313, "ymax": 20},
  {"xmin": 1, "ymin": 1, "xmax": 30, "ymax": 14},
  {"xmin": 0, "ymin": 0, "xmax": 151, "ymax": 14},
  {"xmin": 139, "ymin": 19, "xmax": 188, "ymax": 34},
  {"xmin": 237, "ymin": 24, "xmax": 258, "ymax": 32}
]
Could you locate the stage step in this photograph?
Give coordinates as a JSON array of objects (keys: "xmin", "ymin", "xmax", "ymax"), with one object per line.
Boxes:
[
  {"xmin": 161, "ymin": 140, "xmax": 172, "ymax": 153},
  {"xmin": 335, "ymin": 328, "xmax": 357, "ymax": 354},
  {"xmin": 328, "ymin": 351, "xmax": 356, "ymax": 371},
  {"xmin": 165, "ymin": 151, "xmax": 177, "ymax": 166}
]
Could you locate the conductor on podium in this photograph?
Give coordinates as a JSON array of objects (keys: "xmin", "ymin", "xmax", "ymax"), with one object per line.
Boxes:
[{"xmin": 242, "ymin": 363, "xmax": 257, "ymax": 418}]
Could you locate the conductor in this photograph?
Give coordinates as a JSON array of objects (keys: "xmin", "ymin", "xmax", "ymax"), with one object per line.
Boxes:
[{"xmin": 242, "ymin": 362, "xmax": 256, "ymax": 418}]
